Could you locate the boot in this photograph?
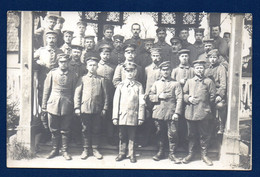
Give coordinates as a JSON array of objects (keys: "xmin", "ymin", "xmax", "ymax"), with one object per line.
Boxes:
[
  {"xmin": 80, "ymin": 148, "xmax": 90, "ymax": 160},
  {"xmin": 153, "ymin": 142, "xmax": 164, "ymax": 161},
  {"xmin": 46, "ymin": 135, "xmax": 60, "ymax": 159},
  {"xmin": 217, "ymin": 122, "xmax": 224, "ymax": 134},
  {"xmin": 115, "ymin": 154, "xmax": 126, "ymax": 161},
  {"xmin": 169, "ymin": 152, "xmax": 181, "ymax": 164},
  {"xmin": 182, "ymin": 141, "xmax": 195, "ymax": 164},
  {"xmin": 130, "ymin": 155, "xmax": 137, "ymax": 163},
  {"xmin": 61, "ymin": 134, "xmax": 72, "ymax": 160},
  {"xmin": 93, "ymin": 148, "xmax": 103, "ymax": 160},
  {"xmin": 201, "ymin": 149, "xmax": 213, "ymax": 166}
]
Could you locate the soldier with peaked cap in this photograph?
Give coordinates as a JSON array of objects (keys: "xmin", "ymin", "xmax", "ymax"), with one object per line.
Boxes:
[
  {"xmin": 73, "ymin": 19, "xmax": 87, "ymax": 47},
  {"xmin": 187, "ymin": 28, "xmax": 205, "ymax": 64},
  {"xmin": 110, "ymin": 34, "xmax": 125, "ymax": 65},
  {"xmin": 74, "ymin": 56, "xmax": 109, "ymax": 160},
  {"xmin": 60, "ymin": 30, "xmax": 74, "ymax": 55},
  {"xmin": 182, "ymin": 59, "xmax": 216, "ymax": 166},
  {"xmin": 154, "ymin": 27, "xmax": 172, "ymax": 61},
  {"xmin": 179, "ymin": 27, "xmax": 192, "ymax": 49},
  {"xmin": 34, "ymin": 14, "xmax": 58, "ymax": 49},
  {"xmin": 135, "ymin": 38, "xmax": 155, "ymax": 68},
  {"xmin": 54, "ymin": 16, "xmax": 65, "ymax": 48},
  {"xmin": 96, "ymin": 44, "xmax": 117, "ymax": 145},
  {"xmin": 113, "ymin": 43, "xmax": 144, "ymax": 88},
  {"xmin": 113, "ymin": 61, "xmax": 145, "ymax": 163},
  {"xmin": 198, "ymin": 38, "xmax": 215, "ymax": 63},
  {"xmin": 205, "ymin": 49, "xmax": 227, "ymax": 135},
  {"xmin": 170, "ymin": 37, "xmax": 183, "ymax": 69},
  {"xmin": 42, "ymin": 53, "xmax": 78, "ymax": 160},
  {"xmin": 96, "ymin": 25, "xmax": 115, "ymax": 50},
  {"xmin": 149, "ymin": 61, "xmax": 183, "ymax": 163},
  {"xmin": 81, "ymin": 35, "xmax": 99, "ymax": 63}
]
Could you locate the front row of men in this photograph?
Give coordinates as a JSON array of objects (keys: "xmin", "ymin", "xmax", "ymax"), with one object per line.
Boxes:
[{"xmin": 41, "ymin": 42, "xmax": 226, "ymax": 166}]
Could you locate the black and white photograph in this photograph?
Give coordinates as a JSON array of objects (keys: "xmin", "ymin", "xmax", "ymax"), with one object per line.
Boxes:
[{"xmin": 6, "ymin": 11, "xmax": 252, "ymax": 170}]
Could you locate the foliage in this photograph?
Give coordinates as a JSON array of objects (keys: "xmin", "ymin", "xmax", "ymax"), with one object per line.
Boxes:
[{"xmin": 6, "ymin": 95, "xmax": 20, "ymax": 130}]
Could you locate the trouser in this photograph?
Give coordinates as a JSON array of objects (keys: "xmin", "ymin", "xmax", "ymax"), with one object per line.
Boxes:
[
  {"xmin": 154, "ymin": 119, "xmax": 178, "ymax": 153},
  {"xmin": 118, "ymin": 126, "xmax": 137, "ymax": 157},
  {"xmin": 178, "ymin": 115, "xmax": 188, "ymax": 149},
  {"xmin": 81, "ymin": 113, "xmax": 102, "ymax": 149},
  {"xmin": 186, "ymin": 118, "xmax": 211, "ymax": 155},
  {"xmin": 102, "ymin": 107, "xmax": 118, "ymax": 140},
  {"xmin": 48, "ymin": 113, "xmax": 72, "ymax": 151},
  {"xmin": 70, "ymin": 114, "xmax": 82, "ymax": 143}
]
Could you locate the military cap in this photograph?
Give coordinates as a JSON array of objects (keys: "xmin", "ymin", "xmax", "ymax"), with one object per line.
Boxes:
[
  {"xmin": 143, "ymin": 38, "xmax": 155, "ymax": 43},
  {"xmin": 57, "ymin": 16, "xmax": 65, "ymax": 23},
  {"xmin": 203, "ymin": 38, "xmax": 214, "ymax": 43},
  {"xmin": 159, "ymin": 61, "xmax": 171, "ymax": 69},
  {"xmin": 98, "ymin": 44, "xmax": 113, "ymax": 52},
  {"xmin": 194, "ymin": 28, "xmax": 205, "ymax": 34},
  {"xmin": 76, "ymin": 19, "xmax": 87, "ymax": 26},
  {"xmin": 85, "ymin": 56, "xmax": 99, "ymax": 64},
  {"xmin": 45, "ymin": 14, "xmax": 58, "ymax": 21},
  {"xmin": 62, "ymin": 30, "xmax": 74, "ymax": 35},
  {"xmin": 224, "ymin": 32, "xmax": 231, "ymax": 35},
  {"xmin": 178, "ymin": 49, "xmax": 190, "ymax": 55},
  {"xmin": 207, "ymin": 49, "xmax": 219, "ymax": 57},
  {"xmin": 193, "ymin": 59, "xmax": 207, "ymax": 66},
  {"xmin": 113, "ymin": 34, "xmax": 124, "ymax": 42},
  {"xmin": 156, "ymin": 27, "xmax": 166, "ymax": 33},
  {"xmin": 57, "ymin": 53, "xmax": 69, "ymax": 62},
  {"xmin": 179, "ymin": 27, "xmax": 189, "ymax": 32},
  {"xmin": 150, "ymin": 48, "xmax": 162, "ymax": 54},
  {"xmin": 84, "ymin": 35, "xmax": 95, "ymax": 40},
  {"xmin": 123, "ymin": 43, "xmax": 137, "ymax": 51},
  {"xmin": 103, "ymin": 25, "xmax": 114, "ymax": 32},
  {"xmin": 123, "ymin": 61, "xmax": 137, "ymax": 71},
  {"xmin": 170, "ymin": 37, "xmax": 182, "ymax": 45},
  {"xmin": 71, "ymin": 39, "xmax": 84, "ymax": 50},
  {"xmin": 45, "ymin": 29, "xmax": 58, "ymax": 36}
]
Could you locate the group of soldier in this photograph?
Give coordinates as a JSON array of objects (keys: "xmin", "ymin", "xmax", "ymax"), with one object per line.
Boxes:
[{"xmin": 33, "ymin": 13, "xmax": 230, "ymax": 166}]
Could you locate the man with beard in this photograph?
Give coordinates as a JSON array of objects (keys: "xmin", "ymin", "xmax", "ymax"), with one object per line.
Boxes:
[
  {"xmin": 96, "ymin": 25, "xmax": 114, "ymax": 50},
  {"xmin": 135, "ymin": 38, "xmax": 155, "ymax": 69},
  {"xmin": 81, "ymin": 35, "xmax": 99, "ymax": 64},
  {"xmin": 179, "ymin": 27, "xmax": 192, "ymax": 49},
  {"xmin": 154, "ymin": 27, "xmax": 172, "ymax": 61},
  {"xmin": 73, "ymin": 20, "xmax": 87, "ymax": 47},
  {"xmin": 169, "ymin": 37, "xmax": 183, "ymax": 69},
  {"xmin": 110, "ymin": 34, "xmax": 125, "ymax": 66},
  {"xmin": 54, "ymin": 16, "xmax": 65, "ymax": 48},
  {"xmin": 197, "ymin": 38, "xmax": 215, "ymax": 68},
  {"xmin": 60, "ymin": 30, "xmax": 73, "ymax": 56}
]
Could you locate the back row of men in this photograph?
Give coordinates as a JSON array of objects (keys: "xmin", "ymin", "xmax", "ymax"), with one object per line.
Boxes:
[{"xmin": 33, "ymin": 14, "xmax": 229, "ymax": 166}]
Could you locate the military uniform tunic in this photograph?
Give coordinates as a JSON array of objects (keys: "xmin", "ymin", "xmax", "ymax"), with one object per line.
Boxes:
[
  {"xmin": 187, "ymin": 42, "xmax": 205, "ymax": 64},
  {"xmin": 68, "ymin": 59, "xmax": 87, "ymax": 78},
  {"xmin": 144, "ymin": 63, "xmax": 161, "ymax": 94},
  {"xmin": 110, "ymin": 49, "xmax": 125, "ymax": 66},
  {"xmin": 154, "ymin": 41, "xmax": 172, "ymax": 61},
  {"xmin": 171, "ymin": 64, "xmax": 194, "ymax": 84},
  {"xmin": 60, "ymin": 43, "xmax": 72, "ymax": 56}
]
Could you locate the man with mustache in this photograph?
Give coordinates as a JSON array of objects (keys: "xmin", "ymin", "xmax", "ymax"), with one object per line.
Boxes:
[
  {"xmin": 110, "ymin": 34, "xmax": 125, "ymax": 66},
  {"xmin": 135, "ymin": 38, "xmax": 155, "ymax": 69},
  {"xmin": 96, "ymin": 25, "xmax": 115, "ymax": 50},
  {"xmin": 179, "ymin": 27, "xmax": 192, "ymax": 49},
  {"xmin": 73, "ymin": 20, "xmax": 87, "ymax": 47},
  {"xmin": 60, "ymin": 30, "xmax": 73, "ymax": 56},
  {"xmin": 81, "ymin": 35, "xmax": 99, "ymax": 64},
  {"xmin": 169, "ymin": 37, "xmax": 183, "ymax": 69}
]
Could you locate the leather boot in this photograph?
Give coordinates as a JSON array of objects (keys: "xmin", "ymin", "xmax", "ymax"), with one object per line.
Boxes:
[
  {"xmin": 130, "ymin": 155, "xmax": 137, "ymax": 163},
  {"xmin": 182, "ymin": 141, "xmax": 195, "ymax": 164},
  {"xmin": 153, "ymin": 141, "xmax": 164, "ymax": 161},
  {"xmin": 61, "ymin": 134, "xmax": 72, "ymax": 160},
  {"xmin": 201, "ymin": 149, "xmax": 213, "ymax": 166},
  {"xmin": 80, "ymin": 148, "xmax": 90, "ymax": 160},
  {"xmin": 93, "ymin": 148, "xmax": 103, "ymax": 160},
  {"xmin": 169, "ymin": 152, "xmax": 181, "ymax": 164},
  {"xmin": 46, "ymin": 135, "xmax": 60, "ymax": 159},
  {"xmin": 115, "ymin": 154, "xmax": 126, "ymax": 161}
]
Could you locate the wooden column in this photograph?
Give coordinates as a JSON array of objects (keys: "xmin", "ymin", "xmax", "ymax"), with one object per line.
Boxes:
[
  {"xmin": 220, "ymin": 14, "xmax": 244, "ymax": 167},
  {"xmin": 16, "ymin": 11, "xmax": 34, "ymax": 150}
]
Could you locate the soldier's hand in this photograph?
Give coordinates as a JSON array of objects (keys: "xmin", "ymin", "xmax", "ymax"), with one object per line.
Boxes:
[
  {"xmin": 41, "ymin": 108, "xmax": 47, "ymax": 113},
  {"xmin": 180, "ymin": 79, "xmax": 186, "ymax": 85},
  {"xmin": 159, "ymin": 92, "xmax": 167, "ymax": 99},
  {"xmin": 215, "ymin": 96, "xmax": 222, "ymax": 103},
  {"xmin": 172, "ymin": 113, "xmax": 179, "ymax": 121},
  {"xmin": 75, "ymin": 109, "xmax": 81, "ymax": 116},
  {"xmin": 113, "ymin": 119, "xmax": 118, "ymax": 125},
  {"xmin": 188, "ymin": 97, "xmax": 199, "ymax": 105},
  {"xmin": 138, "ymin": 120, "xmax": 144, "ymax": 126},
  {"xmin": 101, "ymin": 109, "xmax": 107, "ymax": 118}
]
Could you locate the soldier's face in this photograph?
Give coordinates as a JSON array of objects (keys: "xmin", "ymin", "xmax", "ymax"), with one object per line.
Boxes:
[
  {"xmin": 58, "ymin": 60, "xmax": 69, "ymax": 70},
  {"xmin": 64, "ymin": 33, "xmax": 73, "ymax": 44},
  {"xmin": 144, "ymin": 42, "xmax": 153, "ymax": 52},
  {"xmin": 157, "ymin": 31, "xmax": 167, "ymax": 41},
  {"xmin": 113, "ymin": 40, "xmax": 123, "ymax": 50},
  {"xmin": 195, "ymin": 32, "xmax": 204, "ymax": 42},
  {"xmin": 78, "ymin": 25, "xmax": 86, "ymax": 35},
  {"xmin": 212, "ymin": 26, "xmax": 220, "ymax": 38},
  {"xmin": 87, "ymin": 61, "xmax": 98, "ymax": 74},
  {"xmin": 161, "ymin": 68, "xmax": 171, "ymax": 78},
  {"xmin": 171, "ymin": 41, "xmax": 182, "ymax": 52},
  {"xmin": 151, "ymin": 53, "xmax": 161, "ymax": 64},
  {"xmin": 131, "ymin": 25, "xmax": 141, "ymax": 37},
  {"xmin": 208, "ymin": 55, "xmax": 218, "ymax": 64},
  {"xmin": 46, "ymin": 34, "xmax": 57, "ymax": 47},
  {"xmin": 194, "ymin": 65, "xmax": 205, "ymax": 77},
  {"xmin": 47, "ymin": 19, "xmax": 57, "ymax": 29},
  {"xmin": 85, "ymin": 39, "xmax": 95, "ymax": 50},
  {"xmin": 124, "ymin": 50, "xmax": 136, "ymax": 61},
  {"xmin": 223, "ymin": 34, "xmax": 230, "ymax": 43},
  {"xmin": 125, "ymin": 69, "xmax": 137, "ymax": 79},
  {"xmin": 204, "ymin": 43, "xmax": 213, "ymax": 53},
  {"xmin": 179, "ymin": 53, "xmax": 189, "ymax": 65},
  {"xmin": 100, "ymin": 51, "xmax": 111, "ymax": 62},
  {"xmin": 71, "ymin": 49, "xmax": 82, "ymax": 61},
  {"xmin": 55, "ymin": 22, "xmax": 63, "ymax": 30},
  {"xmin": 104, "ymin": 29, "xmax": 114, "ymax": 39},
  {"xmin": 179, "ymin": 30, "xmax": 189, "ymax": 40}
]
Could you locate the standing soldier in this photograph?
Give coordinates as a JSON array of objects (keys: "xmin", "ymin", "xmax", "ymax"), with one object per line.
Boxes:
[
  {"xmin": 135, "ymin": 38, "xmax": 155, "ymax": 69},
  {"xmin": 113, "ymin": 62, "xmax": 145, "ymax": 163},
  {"xmin": 81, "ymin": 35, "xmax": 99, "ymax": 64},
  {"xmin": 74, "ymin": 57, "xmax": 108, "ymax": 160},
  {"xmin": 113, "ymin": 44, "xmax": 144, "ymax": 88},
  {"xmin": 169, "ymin": 37, "xmax": 183, "ymax": 69},
  {"xmin": 73, "ymin": 20, "xmax": 87, "ymax": 47},
  {"xmin": 182, "ymin": 59, "xmax": 216, "ymax": 166},
  {"xmin": 110, "ymin": 34, "xmax": 125, "ymax": 66},
  {"xmin": 96, "ymin": 44, "xmax": 117, "ymax": 145},
  {"xmin": 54, "ymin": 16, "xmax": 65, "ymax": 48},
  {"xmin": 197, "ymin": 38, "xmax": 215, "ymax": 68},
  {"xmin": 60, "ymin": 30, "xmax": 73, "ymax": 56},
  {"xmin": 34, "ymin": 14, "xmax": 58, "ymax": 49},
  {"xmin": 205, "ymin": 49, "xmax": 227, "ymax": 134},
  {"xmin": 149, "ymin": 61, "xmax": 183, "ymax": 163},
  {"xmin": 96, "ymin": 25, "xmax": 114, "ymax": 50},
  {"xmin": 42, "ymin": 53, "xmax": 78, "ymax": 160},
  {"xmin": 179, "ymin": 27, "xmax": 192, "ymax": 49},
  {"xmin": 154, "ymin": 27, "xmax": 172, "ymax": 61}
]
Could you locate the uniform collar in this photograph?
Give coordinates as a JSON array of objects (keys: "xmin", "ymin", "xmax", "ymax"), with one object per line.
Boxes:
[
  {"xmin": 46, "ymin": 45, "xmax": 56, "ymax": 51},
  {"xmin": 58, "ymin": 69, "xmax": 68, "ymax": 75},
  {"xmin": 209, "ymin": 62, "xmax": 219, "ymax": 68},
  {"xmin": 132, "ymin": 36, "xmax": 140, "ymax": 40},
  {"xmin": 194, "ymin": 41, "xmax": 204, "ymax": 48},
  {"xmin": 179, "ymin": 64, "xmax": 190, "ymax": 69},
  {"xmin": 103, "ymin": 37, "xmax": 113, "ymax": 42},
  {"xmin": 194, "ymin": 75, "xmax": 204, "ymax": 81},
  {"xmin": 151, "ymin": 63, "xmax": 159, "ymax": 70},
  {"xmin": 99, "ymin": 60, "xmax": 107, "ymax": 65},
  {"xmin": 157, "ymin": 41, "xmax": 167, "ymax": 46},
  {"xmin": 160, "ymin": 76, "xmax": 170, "ymax": 82},
  {"xmin": 124, "ymin": 79, "xmax": 135, "ymax": 87},
  {"xmin": 63, "ymin": 43, "xmax": 71, "ymax": 48},
  {"xmin": 86, "ymin": 72, "xmax": 96, "ymax": 78}
]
